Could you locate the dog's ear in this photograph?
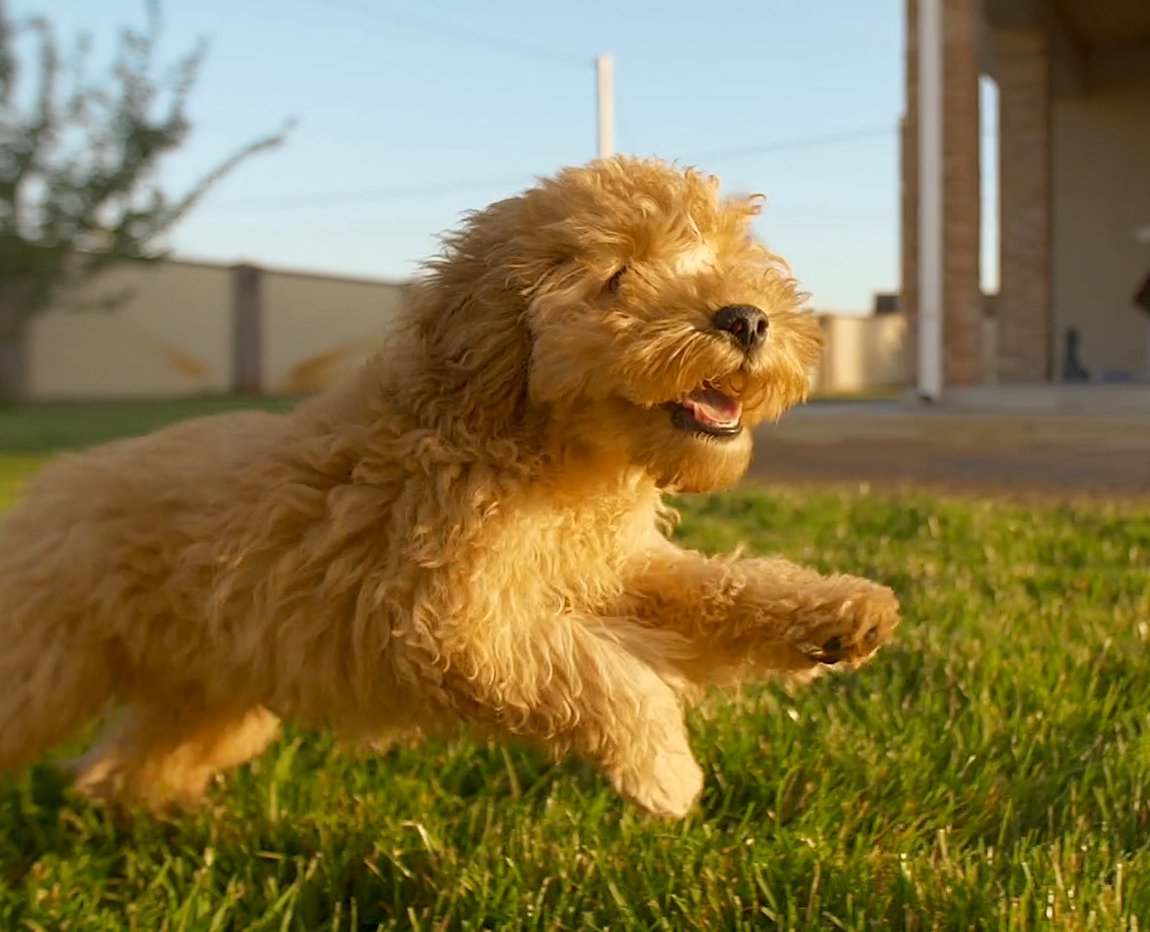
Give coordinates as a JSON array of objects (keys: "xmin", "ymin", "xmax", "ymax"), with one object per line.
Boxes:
[
  {"xmin": 403, "ymin": 278, "xmax": 531, "ymax": 439},
  {"xmin": 405, "ymin": 196, "xmax": 555, "ymax": 438}
]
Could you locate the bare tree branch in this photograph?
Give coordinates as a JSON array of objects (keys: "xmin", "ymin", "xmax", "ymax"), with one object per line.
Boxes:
[{"xmin": 0, "ymin": 0, "xmax": 291, "ymax": 400}]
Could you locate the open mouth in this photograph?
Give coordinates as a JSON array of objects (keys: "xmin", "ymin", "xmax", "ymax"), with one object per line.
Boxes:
[{"xmin": 665, "ymin": 382, "xmax": 743, "ymax": 438}]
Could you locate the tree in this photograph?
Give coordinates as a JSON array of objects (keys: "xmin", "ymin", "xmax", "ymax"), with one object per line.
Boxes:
[{"xmin": 0, "ymin": 0, "xmax": 290, "ymax": 401}]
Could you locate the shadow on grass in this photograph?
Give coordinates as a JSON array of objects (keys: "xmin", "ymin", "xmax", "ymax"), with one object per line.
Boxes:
[{"xmin": 0, "ymin": 739, "xmax": 599, "ymax": 927}]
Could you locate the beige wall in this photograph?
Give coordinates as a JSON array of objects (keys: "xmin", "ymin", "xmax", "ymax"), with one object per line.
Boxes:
[
  {"xmin": 25, "ymin": 260, "xmax": 411, "ymax": 401},
  {"xmin": 261, "ymin": 271, "xmax": 408, "ymax": 394},
  {"xmin": 811, "ymin": 313, "xmax": 907, "ymax": 395},
  {"xmin": 27, "ymin": 261, "xmax": 232, "ymax": 399},
  {"xmin": 1052, "ymin": 62, "xmax": 1150, "ymax": 380}
]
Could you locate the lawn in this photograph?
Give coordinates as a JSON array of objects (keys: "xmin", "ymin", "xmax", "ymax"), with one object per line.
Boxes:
[
  {"xmin": 1, "ymin": 402, "xmax": 1149, "ymax": 929},
  {"xmin": 0, "ymin": 396, "xmax": 298, "ymax": 456}
]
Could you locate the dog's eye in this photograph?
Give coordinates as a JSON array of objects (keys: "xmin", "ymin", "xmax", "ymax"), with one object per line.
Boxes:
[{"xmin": 606, "ymin": 266, "xmax": 627, "ymax": 294}]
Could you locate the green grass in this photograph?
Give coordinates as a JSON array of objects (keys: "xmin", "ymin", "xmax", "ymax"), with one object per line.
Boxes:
[
  {"xmin": 0, "ymin": 396, "xmax": 298, "ymax": 455},
  {"xmin": 2, "ymin": 404, "xmax": 1149, "ymax": 928}
]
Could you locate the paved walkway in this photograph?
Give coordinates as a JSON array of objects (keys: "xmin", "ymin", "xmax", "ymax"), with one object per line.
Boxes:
[{"xmin": 746, "ymin": 402, "xmax": 1150, "ymax": 499}]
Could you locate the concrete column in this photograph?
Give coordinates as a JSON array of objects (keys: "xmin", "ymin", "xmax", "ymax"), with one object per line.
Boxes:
[
  {"xmin": 993, "ymin": 29, "xmax": 1052, "ymax": 382},
  {"xmin": 231, "ymin": 263, "xmax": 264, "ymax": 395}
]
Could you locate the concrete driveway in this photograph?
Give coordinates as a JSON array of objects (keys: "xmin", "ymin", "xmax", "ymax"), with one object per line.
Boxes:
[{"xmin": 747, "ymin": 401, "xmax": 1150, "ymax": 499}]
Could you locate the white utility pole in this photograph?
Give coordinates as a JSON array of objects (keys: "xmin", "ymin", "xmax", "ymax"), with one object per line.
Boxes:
[
  {"xmin": 917, "ymin": 0, "xmax": 943, "ymax": 401},
  {"xmin": 596, "ymin": 54, "xmax": 615, "ymax": 159}
]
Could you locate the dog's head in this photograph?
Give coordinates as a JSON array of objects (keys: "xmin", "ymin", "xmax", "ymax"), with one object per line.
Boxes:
[{"xmin": 412, "ymin": 156, "xmax": 823, "ymax": 492}]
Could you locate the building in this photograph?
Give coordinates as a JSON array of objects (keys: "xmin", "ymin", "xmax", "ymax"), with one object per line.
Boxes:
[{"xmin": 902, "ymin": 0, "xmax": 1150, "ymax": 400}]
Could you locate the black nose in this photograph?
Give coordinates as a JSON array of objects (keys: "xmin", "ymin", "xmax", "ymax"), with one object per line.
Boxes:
[{"xmin": 712, "ymin": 304, "xmax": 768, "ymax": 351}]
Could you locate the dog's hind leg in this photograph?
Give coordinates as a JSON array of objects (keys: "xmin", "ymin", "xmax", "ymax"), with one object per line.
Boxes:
[
  {"xmin": 0, "ymin": 634, "xmax": 116, "ymax": 775},
  {"xmin": 72, "ymin": 704, "xmax": 281, "ymax": 810}
]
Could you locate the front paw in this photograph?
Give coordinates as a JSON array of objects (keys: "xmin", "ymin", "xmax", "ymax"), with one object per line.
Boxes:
[
  {"xmin": 788, "ymin": 579, "xmax": 900, "ymax": 668},
  {"xmin": 611, "ymin": 746, "xmax": 704, "ymax": 819}
]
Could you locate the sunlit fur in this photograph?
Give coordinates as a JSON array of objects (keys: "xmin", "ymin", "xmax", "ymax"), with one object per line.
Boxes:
[{"xmin": 0, "ymin": 157, "xmax": 898, "ymax": 817}]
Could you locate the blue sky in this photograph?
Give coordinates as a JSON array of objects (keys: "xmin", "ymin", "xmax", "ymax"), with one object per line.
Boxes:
[{"xmin": 17, "ymin": 0, "xmax": 916, "ymax": 312}]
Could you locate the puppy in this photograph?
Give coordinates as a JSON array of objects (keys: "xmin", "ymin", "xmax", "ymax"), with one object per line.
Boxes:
[{"xmin": 0, "ymin": 157, "xmax": 898, "ymax": 817}]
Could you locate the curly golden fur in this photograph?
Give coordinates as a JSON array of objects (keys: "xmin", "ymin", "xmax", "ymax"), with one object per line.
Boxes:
[{"xmin": 0, "ymin": 157, "xmax": 898, "ymax": 817}]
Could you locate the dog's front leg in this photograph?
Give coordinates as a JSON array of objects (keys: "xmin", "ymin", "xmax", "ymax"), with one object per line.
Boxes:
[
  {"xmin": 438, "ymin": 614, "xmax": 703, "ymax": 819},
  {"xmin": 612, "ymin": 540, "xmax": 899, "ymax": 684}
]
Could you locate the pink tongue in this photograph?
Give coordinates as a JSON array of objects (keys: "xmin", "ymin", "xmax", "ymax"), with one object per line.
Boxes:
[{"xmin": 685, "ymin": 386, "xmax": 742, "ymax": 428}]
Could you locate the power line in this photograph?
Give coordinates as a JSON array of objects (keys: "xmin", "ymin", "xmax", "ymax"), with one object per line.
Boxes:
[
  {"xmin": 210, "ymin": 173, "xmax": 536, "ymax": 216},
  {"xmin": 207, "ymin": 126, "xmax": 897, "ymax": 217},
  {"xmin": 297, "ymin": 0, "xmax": 589, "ymax": 68},
  {"xmin": 758, "ymin": 205, "xmax": 888, "ymax": 219},
  {"xmin": 694, "ymin": 125, "xmax": 895, "ymax": 164}
]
